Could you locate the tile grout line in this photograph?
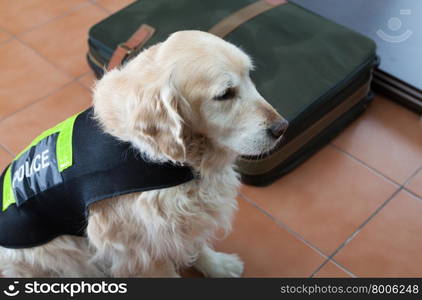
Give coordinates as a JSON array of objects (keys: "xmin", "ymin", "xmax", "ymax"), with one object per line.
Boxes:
[
  {"xmin": 328, "ymin": 259, "xmax": 357, "ymax": 278},
  {"xmin": 310, "ymin": 257, "xmax": 356, "ymax": 278},
  {"xmin": 2, "ymin": 144, "xmax": 16, "ymax": 157},
  {"xmin": 401, "ymin": 166, "xmax": 422, "ymax": 200},
  {"xmin": 333, "ymin": 143, "xmax": 421, "ymax": 199},
  {"xmin": 14, "ymin": 36, "xmax": 75, "ymax": 79},
  {"xmin": 333, "ymin": 143, "xmax": 422, "ymax": 197},
  {"xmin": 332, "ymin": 143, "xmax": 422, "ymax": 193},
  {"xmin": 2, "ymin": 26, "xmax": 76, "ymax": 89},
  {"xmin": 322, "ymin": 187, "xmax": 403, "ymax": 266},
  {"xmin": 238, "ymin": 192, "xmax": 331, "ymax": 260},
  {"xmin": 0, "ymin": 10, "xmax": 93, "ymax": 118},
  {"xmin": 75, "ymin": 71, "xmax": 95, "ymax": 82},
  {"xmin": 309, "ymin": 260, "xmax": 330, "ymax": 278},
  {"xmin": 241, "ymin": 147, "xmax": 419, "ymax": 277},
  {"xmin": 89, "ymin": 0, "xmax": 112, "ymax": 14},
  {"xmin": 0, "ymin": 31, "xmax": 97, "ymax": 124},
  {"xmin": 0, "ymin": 75, "xmax": 95, "ymax": 155},
  {"xmin": 12, "ymin": 2, "xmax": 92, "ymax": 38},
  {"xmin": 0, "ymin": 144, "xmax": 14, "ymax": 157},
  {"xmin": 330, "ymin": 144, "xmax": 401, "ymax": 187},
  {"xmin": 5, "ymin": 2, "xmax": 98, "ymax": 80},
  {"xmin": 403, "ymin": 188, "xmax": 422, "ymax": 201},
  {"xmin": 1, "ymin": 2, "xmax": 417, "ymax": 277},
  {"xmin": 0, "ymin": 79, "xmax": 77, "ymax": 125},
  {"xmin": 240, "ymin": 193, "xmax": 358, "ymax": 277},
  {"xmin": 75, "ymin": 73, "xmax": 97, "ymax": 92},
  {"xmin": 402, "ymin": 165, "xmax": 422, "ymax": 187},
  {"xmin": 75, "ymin": 81, "xmax": 95, "ymax": 97},
  {"xmin": 0, "ymin": 37, "xmax": 13, "ymax": 47}
]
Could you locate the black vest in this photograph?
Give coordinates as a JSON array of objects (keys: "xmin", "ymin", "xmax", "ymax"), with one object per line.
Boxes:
[{"xmin": 0, "ymin": 108, "xmax": 194, "ymax": 249}]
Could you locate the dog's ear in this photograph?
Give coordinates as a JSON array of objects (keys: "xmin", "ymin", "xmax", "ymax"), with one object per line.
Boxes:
[
  {"xmin": 93, "ymin": 46, "xmax": 188, "ymax": 163},
  {"xmin": 132, "ymin": 73, "xmax": 188, "ymax": 163}
]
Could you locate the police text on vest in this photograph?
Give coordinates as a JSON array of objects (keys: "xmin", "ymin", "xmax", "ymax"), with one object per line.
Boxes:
[{"xmin": 12, "ymin": 150, "xmax": 50, "ymax": 187}]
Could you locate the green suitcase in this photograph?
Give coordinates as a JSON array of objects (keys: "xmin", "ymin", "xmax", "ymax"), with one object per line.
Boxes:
[{"xmin": 87, "ymin": 0, "xmax": 378, "ymax": 186}]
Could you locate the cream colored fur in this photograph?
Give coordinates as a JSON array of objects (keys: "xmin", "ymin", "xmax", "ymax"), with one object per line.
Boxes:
[{"xmin": 0, "ymin": 31, "xmax": 285, "ymax": 277}]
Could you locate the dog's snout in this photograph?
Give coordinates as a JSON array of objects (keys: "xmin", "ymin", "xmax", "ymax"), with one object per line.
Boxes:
[{"xmin": 267, "ymin": 119, "xmax": 288, "ymax": 139}]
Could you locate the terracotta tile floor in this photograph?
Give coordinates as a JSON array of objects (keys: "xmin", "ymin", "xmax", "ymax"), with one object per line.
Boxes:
[{"xmin": 0, "ymin": 1, "xmax": 421, "ymax": 278}]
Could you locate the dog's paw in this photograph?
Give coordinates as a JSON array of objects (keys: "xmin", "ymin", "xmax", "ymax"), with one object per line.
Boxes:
[{"xmin": 198, "ymin": 252, "xmax": 244, "ymax": 278}]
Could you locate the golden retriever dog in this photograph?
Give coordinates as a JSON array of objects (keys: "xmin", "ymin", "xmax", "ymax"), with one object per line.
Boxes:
[{"xmin": 0, "ymin": 31, "xmax": 287, "ymax": 277}]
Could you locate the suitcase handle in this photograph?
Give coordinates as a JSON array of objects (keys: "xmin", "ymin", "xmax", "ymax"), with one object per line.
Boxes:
[
  {"xmin": 209, "ymin": 0, "xmax": 287, "ymax": 38},
  {"xmin": 107, "ymin": 0, "xmax": 287, "ymax": 70},
  {"xmin": 108, "ymin": 24, "xmax": 155, "ymax": 70}
]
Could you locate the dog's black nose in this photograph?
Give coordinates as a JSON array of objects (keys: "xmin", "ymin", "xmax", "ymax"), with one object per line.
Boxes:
[{"xmin": 267, "ymin": 119, "xmax": 288, "ymax": 139}]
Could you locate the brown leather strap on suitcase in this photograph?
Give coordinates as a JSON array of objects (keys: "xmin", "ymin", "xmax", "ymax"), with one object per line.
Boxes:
[
  {"xmin": 209, "ymin": 0, "xmax": 287, "ymax": 38},
  {"xmin": 107, "ymin": 0, "xmax": 286, "ymax": 70},
  {"xmin": 107, "ymin": 24, "xmax": 155, "ymax": 70}
]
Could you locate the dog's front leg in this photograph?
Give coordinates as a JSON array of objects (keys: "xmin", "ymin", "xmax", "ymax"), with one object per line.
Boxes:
[
  {"xmin": 91, "ymin": 243, "xmax": 180, "ymax": 277},
  {"xmin": 193, "ymin": 245, "xmax": 244, "ymax": 278},
  {"xmin": 89, "ymin": 237, "xmax": 181, "ymax": 277},
  {"xmin": 87, "ymin": 205, "xmax": 180, "ymax": 277},
  {"xmin": 142, "ymin": 259, "xmax": 180, "ymax": 278}
]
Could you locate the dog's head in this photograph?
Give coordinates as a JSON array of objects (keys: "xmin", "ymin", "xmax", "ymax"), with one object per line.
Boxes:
[{"xmin": 94, "ymin": 31, "xmax": 288, "ymax": 163}]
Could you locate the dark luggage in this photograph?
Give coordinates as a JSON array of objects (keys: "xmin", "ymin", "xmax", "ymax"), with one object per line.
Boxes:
[
  {"xmin": 291, "ymin": 0, "xmax": 422, "ymax": 113},
  {"xmin": 87, "ymin": 0, "xmax": 378, "ymax": 186}
]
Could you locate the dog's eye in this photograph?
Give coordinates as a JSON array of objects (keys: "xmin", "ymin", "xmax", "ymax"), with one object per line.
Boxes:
[{"xmin": 214, "ymin": 87, "xmax": 236, "ymax": 101}]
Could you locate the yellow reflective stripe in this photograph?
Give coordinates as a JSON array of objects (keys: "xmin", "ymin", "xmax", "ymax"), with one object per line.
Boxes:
[
  {"xmin": 2, "ymin": 166, "xmax": 15, "ymax": 211},
  {"xmin": 14, "ymin": 115, "xmax": 76, "ymax": 161},
  {"xmin": 2, "ymin": 112, "xmax": 81, "ymax": 211},
  {"xmin": 57, "ymin": 113, "xmax": 78, "ymax": 172}
]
